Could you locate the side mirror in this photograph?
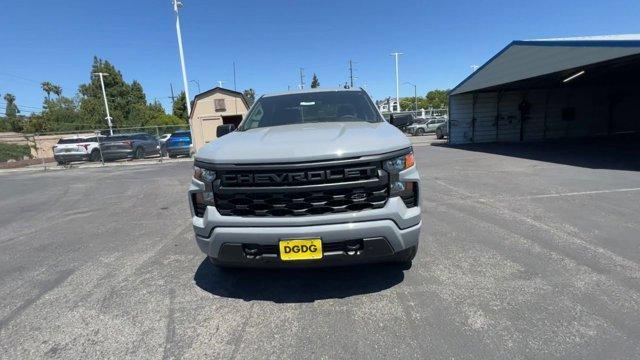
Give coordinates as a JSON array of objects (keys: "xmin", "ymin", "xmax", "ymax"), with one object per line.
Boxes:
[{"xmin": 217, "ymin": 124, "xmax": 236, "ymax": 137}]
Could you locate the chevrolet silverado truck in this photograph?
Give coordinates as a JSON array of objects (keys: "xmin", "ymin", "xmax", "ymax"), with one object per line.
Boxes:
[{"xmin": 189, "ymin": 88, "xmax": 422, "ymax": 267}]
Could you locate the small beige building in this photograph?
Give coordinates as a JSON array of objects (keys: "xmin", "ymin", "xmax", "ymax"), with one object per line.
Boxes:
[{"xmin": 190, "ymin": 87, "xmax": 250, "ymax": 151}]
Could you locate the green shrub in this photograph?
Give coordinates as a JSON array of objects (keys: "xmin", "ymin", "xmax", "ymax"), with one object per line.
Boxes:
[{"xmin": 0, "ymin": 143, "xmax": 33, "ymax": 162}]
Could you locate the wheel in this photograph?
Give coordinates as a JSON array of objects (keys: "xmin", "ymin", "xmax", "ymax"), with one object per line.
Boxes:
[
  {"xmin": 134, "ymin": 147, "xmax": 145, "ymax": 159},
  {"xmin": 436, "ymin": 129, "xmax": 444, "ymax": 139},
  {"xmin": 168, "ymin": 153, "xmax": 177, "ymax": 159},
  {"xmin": 57, "ymin": 161, "xmax": 65, "ymax": 166},
  {"xmin": 90, "ymin": 150, "xmax": 101, "ymax": 162},
  {"xmin": 415, "ymin": 128, "xmax": 425, "ymax": 136}
]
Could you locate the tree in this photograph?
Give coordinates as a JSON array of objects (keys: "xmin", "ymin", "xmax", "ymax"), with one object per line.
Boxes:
[
  {"xmin": 172, "ymin": 91, "xmax": 188, "ymax": 121},
  {"xmin": 78, "ymin": 57, "xmax": 132, "ymax": 128},
  {"xmin": 3, "ymin": 93, "xmax": 22, "ymax": 132},
  {"xmin": 311, "ymin": 73, "xmax": 320, "ymax": 88},
  {"xmin": 51, "ymin": 84, "xmax": 62, "ymax": 98},
  {"xmin": 243, "ymin": 89, "xmax": 256, "ymax": 107},
  {"xmin": 4, "ymin": 93, "xmax": 19, "ymax": 118},
  {"xmin": 424, "ymin": 89, "xmax": 449, "ymax": 109},
  {"xmin": 41, "ymin": 82, "xmax": 54, "ymax": 100}
]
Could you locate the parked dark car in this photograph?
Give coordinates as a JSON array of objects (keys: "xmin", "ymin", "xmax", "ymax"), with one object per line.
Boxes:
[
  {"xmin": 99, "ymin": 133, "xmax": 161, "ymax": 161},
  {"xmin": 435, "ymin": 120, "xmax": 449, "ymax": 139},
  {"xmin": 388, "ymin": 113, "xmax": 414, "ymax": 131},
  {"xmin": 165, "ymin": 130, "xmax": 192, "ymax": 158}
]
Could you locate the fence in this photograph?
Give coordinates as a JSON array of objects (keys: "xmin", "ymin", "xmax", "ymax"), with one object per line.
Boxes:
[{"xmin": 0, "ymin": 125, "xmax": 192, "ymax": 171}]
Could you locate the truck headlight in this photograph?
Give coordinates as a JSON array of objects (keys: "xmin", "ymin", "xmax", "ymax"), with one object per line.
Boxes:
[
  {"xmin": 192, "ymin": 166, "xmax": 216, "ymax": 217},
  {"xmin": 383, "ymin": 151, "xmax": 414, "ymax": 173},
  {"xmin": 193, "ymin": 166, "xmax": 216, "ymax": 183},
  {"xmin": 384, "ymin": 151, "xmax": 418, "ymax": 207}
]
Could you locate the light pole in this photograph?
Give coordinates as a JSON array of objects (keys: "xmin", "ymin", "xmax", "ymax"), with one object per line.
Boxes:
[
  {"xmin": 172, "ymin": 0, "xmax": 191, "ymax": 118},
  {"xmin": 390, "ymin": 52, "xmax": 403, "ymax": 112},
  {"xmin": 93, "ymin": 72, "xmax": 113, "ymax": 135},
  {"xmin": 190, "ymin": 79, "xmax": 200, "ymax": 93},
  {"xmin": 404, "ymin": 82, "xmax": 418, "ymax": 115}
]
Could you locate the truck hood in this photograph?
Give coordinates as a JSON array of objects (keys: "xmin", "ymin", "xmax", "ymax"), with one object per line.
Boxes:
[{"xmin": 195, "ymin": 121, "xmax": 411, "ymax": 164}]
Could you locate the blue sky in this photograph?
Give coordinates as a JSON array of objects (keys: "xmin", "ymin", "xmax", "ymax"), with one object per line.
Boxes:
[{"xmin": 2, "ymin": 0, "xmax": 640, "ymax": 114}]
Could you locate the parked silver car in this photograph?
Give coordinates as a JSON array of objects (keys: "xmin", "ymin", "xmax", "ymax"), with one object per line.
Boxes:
[{"xmin": 409, "ymin": 118, "xmax": 447, "ymax": 135}]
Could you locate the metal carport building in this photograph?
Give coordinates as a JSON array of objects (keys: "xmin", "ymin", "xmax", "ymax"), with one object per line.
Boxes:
[{"xmin": 448, "ymin": 35, "xmax": 640, "ymax": 144}]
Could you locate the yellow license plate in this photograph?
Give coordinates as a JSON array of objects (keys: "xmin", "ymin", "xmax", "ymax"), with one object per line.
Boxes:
[{"xmin": 279, "ymin": 239, "xmax": 323, "ymax": 261}]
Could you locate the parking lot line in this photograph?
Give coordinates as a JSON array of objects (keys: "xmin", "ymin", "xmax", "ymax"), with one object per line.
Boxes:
[{"xmin": 522, "ymin": 187, "xmax": 640, "ymax": 199}]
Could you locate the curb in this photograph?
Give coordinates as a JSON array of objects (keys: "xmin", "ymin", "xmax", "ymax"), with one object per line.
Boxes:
[{"xmin": 0, "ymin": 157, "xmax": 193, "ymax": 175}]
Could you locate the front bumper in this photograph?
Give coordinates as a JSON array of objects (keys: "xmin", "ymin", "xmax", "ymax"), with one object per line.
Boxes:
[{"xmin": 189, "ymin": 165, "xmax": 422, "ymax": 267}]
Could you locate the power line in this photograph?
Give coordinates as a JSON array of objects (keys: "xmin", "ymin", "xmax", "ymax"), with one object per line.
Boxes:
[{"xmin": 0, "ymin": 71, "xmax": 40, "ymax": 84}]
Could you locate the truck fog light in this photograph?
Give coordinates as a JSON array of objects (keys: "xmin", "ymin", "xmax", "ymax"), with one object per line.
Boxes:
[{"xmin": 390, "ymin": 181, "xmax": 406, "ymax": 193}]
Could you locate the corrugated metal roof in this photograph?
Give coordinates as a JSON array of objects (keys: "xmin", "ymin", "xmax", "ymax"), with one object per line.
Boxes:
[{"xmin": 450, "ymin": 35, "xmax": 640, "ymax": 95}]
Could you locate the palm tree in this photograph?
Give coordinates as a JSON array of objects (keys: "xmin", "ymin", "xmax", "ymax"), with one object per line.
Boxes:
[
  {"xmin": 51, "ymin": 84, "xmax": 62, "ymax": 98},
  {"xmin": 41, "ymin": 81, "xmax": 53, "ymax": 100},
  {"xmin": 3, "ymin": 93, "xmax": 19, "ymax": 117}
]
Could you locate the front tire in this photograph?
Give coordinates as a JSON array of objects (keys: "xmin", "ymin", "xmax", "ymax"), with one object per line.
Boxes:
[
  {"xmin": 415, "ymin": 128, "xmax": 425, "ymax": 136},
  {"xmin": 436, "ymin": 129, "xmax": 444, "ymax": 139}
]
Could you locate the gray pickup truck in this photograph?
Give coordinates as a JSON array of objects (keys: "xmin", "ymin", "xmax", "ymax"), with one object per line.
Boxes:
[{"xmin": 189, "ymin": 88, "xmax": 422, "ymax": 268}]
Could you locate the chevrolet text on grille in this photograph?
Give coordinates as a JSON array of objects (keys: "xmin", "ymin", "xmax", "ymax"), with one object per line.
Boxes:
[{"xmin": 221, "ymin": 166, "xmax": 378, "ymax": 185}]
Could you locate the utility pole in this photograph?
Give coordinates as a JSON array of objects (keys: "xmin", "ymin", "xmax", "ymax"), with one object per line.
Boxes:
[
  {"xmin": 93, "ymin": 72, "xmax": 113, "ymax": 135},
  {"xmin": 390, "ymin": 52, "xmax": 403, "ymax": 113},
  {"xmin": 299, "ymin": 68, "xmax": 305, "ymax": 89},
  {"xmin": 233, "ymin": 62, "xmax": 237, "ymax": 91},
  {"xmin": 349, "ymin": 60, "xmax": 354, "ymax": 88},
  {"xmin": 404, "ymin": 82, "xmax": 418, "ymax": 115},
  {"xmin": 169, "ymin": 83, "xmax": 176, "ymax": 104},
  {"xmin": 172, "ymin": 0, "xmax": 191, "ymax": 119}
]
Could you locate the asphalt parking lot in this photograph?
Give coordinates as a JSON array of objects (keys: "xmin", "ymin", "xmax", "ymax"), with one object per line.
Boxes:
[{"xmin": 1, "ymin": 137, "xmax": 639, "ymax": 359}]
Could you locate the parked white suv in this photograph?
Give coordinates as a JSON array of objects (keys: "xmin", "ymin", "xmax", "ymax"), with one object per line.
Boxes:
[{"xmin": 53, "ymin": 136, "xmax": 104, "ymax": 165}]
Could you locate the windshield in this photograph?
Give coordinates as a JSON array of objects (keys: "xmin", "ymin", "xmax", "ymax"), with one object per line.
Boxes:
[{"xmin": 239, "ymin": 91, "xmax": 382, "ymax": 130}]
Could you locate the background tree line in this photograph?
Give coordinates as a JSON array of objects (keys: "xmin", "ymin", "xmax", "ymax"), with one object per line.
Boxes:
[
  {"xmin": 0, "ymin": 57, "xmax": 189, "ymax": 133},
  {"xmin": 398, "ymin": 89, "xmax": 449, "ymax": 111}
]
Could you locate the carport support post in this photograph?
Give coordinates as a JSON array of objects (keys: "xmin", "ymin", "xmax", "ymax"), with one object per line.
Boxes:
[
  {"xmin": 495, "ymin": 90, "xmax": 503, "ymax": 141},
  {"xmin": 471, "ymin": 93, "xmax": 478, "ymax": 142},
  {"xmin": 543, "ymin": 90, "xmax": 550, "ymax": 140}
]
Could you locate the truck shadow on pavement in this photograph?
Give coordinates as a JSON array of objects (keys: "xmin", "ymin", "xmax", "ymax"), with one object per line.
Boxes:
[{"xmin": 194, "ymin": 258, "xmax": 407, "ymax": 303}]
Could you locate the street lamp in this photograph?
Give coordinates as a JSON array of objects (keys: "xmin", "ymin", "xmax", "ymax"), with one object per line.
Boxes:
[
  {"xmin": 93, "ymin": 72, "xmax": 113, "ymax": 135},
  {"xmin": 172, "ymin": 0, "xmax": 195, "ymax": 146},
  {"xmin": 190, "ymin": 79, "xmax": 201, "ymax": 93},
  {"xmin": 390, "ymin": 52, "xmax": 403, "ymax": 112},
  {"xmin": 404, "ymin": 82, "xmax": 418, "ymax": 115}
]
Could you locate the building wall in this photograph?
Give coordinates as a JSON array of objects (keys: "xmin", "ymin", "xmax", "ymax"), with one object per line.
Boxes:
[
  {"xmin": 449, "ymin": 85, "xmax": 639, "ymax": 144},
  {"xmin": 191, "ymin": 91, "xmax": 249, "ymax": 151}
]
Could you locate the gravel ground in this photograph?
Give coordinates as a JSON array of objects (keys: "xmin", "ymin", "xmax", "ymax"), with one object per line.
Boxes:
[{"xmin": 1, "ymin": 139, "xmax": 639, "ymax": 359}]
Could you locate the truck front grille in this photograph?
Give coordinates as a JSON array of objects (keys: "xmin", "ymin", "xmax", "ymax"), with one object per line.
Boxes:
[{"xmin": 212, "ymin": 161, "xmax": 389, "ymax": 217}]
